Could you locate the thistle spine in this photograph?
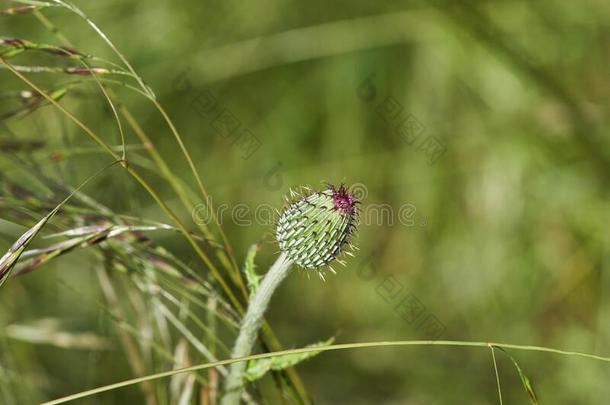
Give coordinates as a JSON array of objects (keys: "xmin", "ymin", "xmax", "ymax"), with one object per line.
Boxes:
[{"xmin": 222, "ymin": 184, "xmax": 360, "ymax": 404}]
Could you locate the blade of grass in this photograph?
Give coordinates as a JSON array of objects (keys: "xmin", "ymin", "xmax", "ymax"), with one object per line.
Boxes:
[
  {"xmin": 29, "ymin": 6, "xmax": 247, "ymax": 300},
  {"xmin": 54, "ymin": 267, "xmax": 207, "ymax": 388},
  {"xmin": 0, "ymin": 58, "xmax": 242, "ymax": 318},
  {"xmin": 41, "ymin": 339, "xmax": 610, "ymax": 405},
  {"xmin": 64, "ymin": 0, "xmax": 244, "ymax": 294},
  {"xmin": 47, "ymin": 0, "xmax": 153, "ymax": 97},
  {"xmin": 74, "ymin": 57, "xmax": 126, "ymax": 161},
  {"xmin": 6, "ymin": 0, "xmax": 57, "ymax": 8},
  {"xmin": 494, "ymin": 346, "xmax": 539, "ymax": 405},
  {"xmin": 0, "ymin": 4, "xmax": 47, "ymax": 15},
  {"xmin": 97, "ymin": 264, "xmax": 157, "ymax": 405},
  {"xmin": 489, "ymin": 344, "xmax": 503, "ymax": 405},
  {"xmin": 13, "ymin": 9, "xmax": 306, "ymax": 400},
  {"xmin": 0, "ymin": 159, "xmax": 120, "ymax": 287}
]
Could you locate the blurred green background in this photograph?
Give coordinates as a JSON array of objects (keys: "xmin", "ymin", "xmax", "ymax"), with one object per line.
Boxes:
[{"xmin": 1, "ymin": 0, "xmax": 610, "ymax": 403}]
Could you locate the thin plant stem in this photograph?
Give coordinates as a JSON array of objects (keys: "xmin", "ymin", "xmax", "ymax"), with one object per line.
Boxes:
[
  {"xmin": 222, "ymin": 252, "xmax": 293, "ymax": 405},
  {"xmin": 31, "ymin": 3, "xmax": 244, "ymax": 291},
  {"xmin": 43, "ymin": 0, "xmax": 246, "ymax": 290},
  {"xmin": 5, "ymin": 51, "xmax": 308, "ymax": 405},
  {"xmin": 97, "ymin": 264, "xmax": 157, "ymax": 405},
  {"xmin": 42, "ymin": 338, "xmax": 610, "ymax": 405},
  {"xmin": 489, "ymin": 344, "xmax": 503, "ymax": 405},
  {"xmin": 19, "ymin": 10, "xmax": 307, "ymax": 401},
  {"xmin": 0, "ymin": 59, "xmax": 242, "ymax": 314}
]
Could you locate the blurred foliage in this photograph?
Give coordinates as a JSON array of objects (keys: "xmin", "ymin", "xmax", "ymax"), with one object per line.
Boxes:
[{"xmin": 1, "ymin": 0, "xmax": 610, "ymax": 404}]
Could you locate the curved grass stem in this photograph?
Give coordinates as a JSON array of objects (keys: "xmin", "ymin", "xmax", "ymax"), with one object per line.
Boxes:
[
  {"xmin": 33, "ymin": 2, "xmax": 247, "ymax": 297},
  {"xmin": 42, "ymin": 338, "xmax": 610, "ymax": 405},
  {"xmin": 0, "ymin": 58, "xmax": 242, "ymax": 316},
  {"xmin": 17, "ymin": 8, "xmax": 305, "ymax": 401}
]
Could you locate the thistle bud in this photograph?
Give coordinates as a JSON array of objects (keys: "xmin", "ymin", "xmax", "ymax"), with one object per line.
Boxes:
[{"xmin": 276, "ymin": 184, "xmax": 360, "ymax": 270}]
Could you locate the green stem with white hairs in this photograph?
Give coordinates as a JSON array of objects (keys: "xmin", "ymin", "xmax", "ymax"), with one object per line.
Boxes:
[{"xmin": 221, "ymin": 252, "xmax": 293, "ymax": 405}]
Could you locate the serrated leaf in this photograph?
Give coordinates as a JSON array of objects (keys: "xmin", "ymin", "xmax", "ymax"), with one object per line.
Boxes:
[
  {"xmin": 243, "ymin": 243, "xmax": 261, "ymax": 297},
  {"xmin": 496, "ymin": 347, "xmax": 538, "ymax": 404},
  {"xmin": 245, "ymin": 337, "xmax": 334, "ymax": 382}
]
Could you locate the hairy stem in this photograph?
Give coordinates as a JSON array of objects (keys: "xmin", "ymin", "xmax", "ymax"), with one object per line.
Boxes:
[{"xmin": 222, "ymin": 253, "xmax": 293, "ymax": 405}]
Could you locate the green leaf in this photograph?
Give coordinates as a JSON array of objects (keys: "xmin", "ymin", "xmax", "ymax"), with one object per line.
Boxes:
[
  {"xmin": 496, "ymin": 347, "xmax": 538, "ymax": 404},
  {"xmin": 243, "ymin": 243, "xmax": 261, "ymax": 297},
  {"xmin": 49, "ymin": 88, "xmax": 68, "ymax": 101},
  {"xmin": 244, "ymin": 337, "xmax": 335, "ymax": 382}
]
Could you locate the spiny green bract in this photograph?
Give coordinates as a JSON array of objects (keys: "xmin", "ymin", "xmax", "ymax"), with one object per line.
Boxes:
[{"xmin": 276, "ymin": 184, "xmax": 359, "ymax": 271}]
